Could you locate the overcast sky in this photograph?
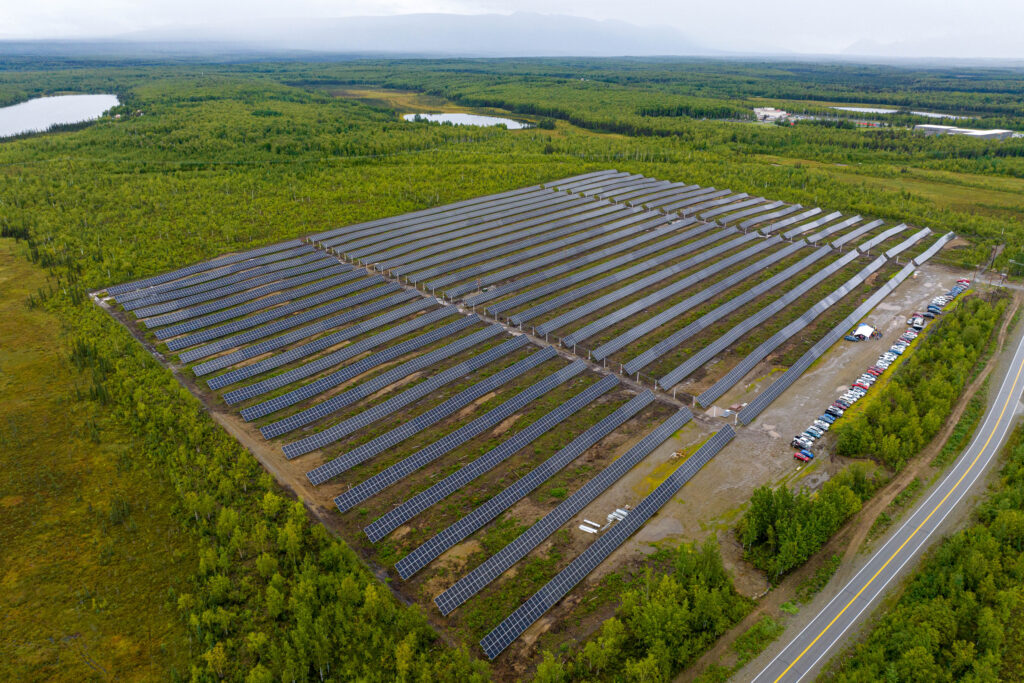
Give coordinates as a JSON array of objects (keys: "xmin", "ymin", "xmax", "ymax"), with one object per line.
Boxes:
[{"xmin": 2, "ymin": 0, "xmax": 1022, "ymax": 58}]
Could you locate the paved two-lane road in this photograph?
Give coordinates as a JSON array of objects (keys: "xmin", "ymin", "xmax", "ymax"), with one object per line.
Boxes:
[{"xmin": 752, "ymin": 324, "xmax": 1024, "ymax": 683}]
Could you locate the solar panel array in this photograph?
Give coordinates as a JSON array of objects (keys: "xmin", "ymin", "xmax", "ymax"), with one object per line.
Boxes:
[
  {"xmin": 101, "ymin": 170, "xmax": 959, "ymax": 646},
  {"xmin": 241, "ymin": 313, "xmax": 479, "ymax": 421},
  {"xmin": 585, "ymin": 240, "xmax": 808, "ymax": 361},
  {"xmin": 479, "ymin": 425, "xmax": 735, "ymax": 659},
  {"xmin": 885, "ymin": 227, "xmax": 932, "ymax": 259},
  {"xmin": 735, "ymin": 232, "xmax": 951, "ymax": 424},
  {"xmin": 435, "ymin": 407, "xmax": 693, "ymax": 615},
  {"xmin": 620, "ymin": 244, "xmax": 831, "ymax": 374},
  {"xmin": 364, "ymin": 374, "xmax": 620, "ymax": 542},
  {"xmin": 537, "ymin": 232, "xmax": 761, "ymax": 337},
  {"xmin": 222, "ymin": 304, "xmax": 458, "ymax": 405},
  {"xmin": 306, "ymin": 346, "xmax": 559, "ymax": 485},
  {"xmin": 334, "ymin": 360, "xmax": 589, "ymax": 513},
  {"xmin": 658, "ymin": 248, "xmax": 862, "ymax": 389},
  {"xmin": 273, "ymin": 324, "xmax": 508, "ymax": 448},
  {"xmin": 858, "ymin": 224, "xmax": 908, "ymax": 253},
  {"xmin": 206, "ymin": 298, "xmax": 438, "ymax": 389},
  {"xmin": 695, "ymin": 254, "xmax": 888, "ymax": 405},
  {"xmin": 394, "ymin": 389, "xmax": 655, "ymax": 579}
]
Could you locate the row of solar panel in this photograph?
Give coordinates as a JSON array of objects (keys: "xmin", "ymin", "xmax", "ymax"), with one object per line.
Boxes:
[
  {"xmin": 619, "ymin": 245, "xmax": 832, "ymax": 374},
  {"xmin": 306, "ymin": 345, "xmax": 560, "ymax": 485},
  {"xmin": 221, "ymin": 302, "xmax": 455, "ymax": 404},
  {"xmin": 735, "ymin": 236, "xmax": 952, "ymax": 426},
  {"xmin": 332, "ymin": 359, "xmax": 590, "ymax": 512},
  {"xmin": 363, "ymin": 373, "xmax": 621, "ymax": 542},
  {"xmin": 244, "ymin": 313, "xmax": 482, "ymax": 424},
  {"xmin": 479, "ymin": 425, "xmax": 736, "ymax": 659},
  {"xmin": 568, "ymin": 238, "xmax": 804, "ymax": 354},
  {"xmin": 656, "ymin": 248, "xmax": 863, "ymax": 389},
  {"xmin": 434, "ymin": 406, "xmax": 693, "ymax": 615},
  {"xmin": 274, "ymin": 325, "xmax": 512, "ymax": 450},
  {"xmin": 695, "ymin": 255, "xmax": 888, "ymax": 406}
]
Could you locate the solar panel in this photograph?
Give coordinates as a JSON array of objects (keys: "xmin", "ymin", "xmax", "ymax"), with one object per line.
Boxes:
[
  {"xmin": 435, "ymin": 407, "xmax": 692, "ymax": 616},
  {"xmin": 406, "ymin": 204, "xmax": 631, "ymax": 284},
  {"xmin": 489, "ymin": 222, "xmax": 712, "ymax": 319},
  {"xmin": 324, "ymin": 189, "xmax": 557, "ymax": 254},
  {"xmin": 737, "ymin": 261, "xmax": 914, "ymax": 424},
  {"xmin": 858, "ymin": 224, "xmax": 908, "ymax": 254},
  {"xmin": 592, "ymin": 178, "xmax": 668, "ymax": 200},
  {"xmin": 643, "ymin": 185, "xmax": 724, "ymax": 209},
  {"xmin": 140, "ymin": 264, "xmax": 354, "ymax": 328},
  {"xmin": 333, "ymin": 360, "xmax": 588, "ymax": 513},
  {"xmin": 222, "ymin": 304, "xmax": 458, "ymax": 405},
  {"xmin": 107, "ymin": 239, "xmax": 304, "ymax": 296},
  {"xmin": 678, "ymin": 193, "xmax": 750, "ymax": 217},
  {"xmin": 383, "ymin": 201, "xmax": 610, "ymax": 276},
  {"xmin": 164, "ymin": 276, "xmax": 393, "ymax": 351},
  {"xmin": 616, "ymin": 183, "xmax": 698, "ymax": 205},
  {"xmin": 114, "ymin": 245, "xmax": 319, "ymax": 304},
  {"xmin": 191, "ymin": 290, "xmax": 429, "ymax": 376},
  {"xmin": 310, "ymin": 185, "xmax": 544, "ymax": 244},
  {"xmin": 542, "ymin": 170, "xmax": 618, "ymax": 190},
  {"xmin": 274, "ymin": 325, "xmax": 507, "ymax": 449},
  {"xmin": 556, "ymin": 172, "xmax": 635, "ymax": 194},
  {"xmin": 128, "ymin": 256, "xmax": 340, "ymax": 317},
  {"xmin": 551, "ymin": 233, "xmax": 771, "ymax": 341},
  {"xmin": 655, "ymin": 188, "xmax": 733, "ymax": 213},
  {"xmin": 658, "ymin": 248, "xmax": 860, "ymax": 389},
  {"xmin": 394, "ymin": 390, "xmax": 654, "ymax": 579},
  {"xmin": 307, "ymin": 346, "xmax": 558, "ymax": 485},
  {"xmin": 699, "ymin": 197, "xmax": 766, "ymax": 221},
  {"xmin": 716, "ymin": 200, "xmax": 785, "ymax": 226},
  {"xmin": 580, "ymin": 176, "xmax": 654, "ymax": 197},
  {"xmin": 739, "ymin": 204, "xmax": 803, "ymax": 230},
  {"xmin": 153, "ymin": 272, "xmax": 367, "ymax": 340},
  {"xmin": 206, "ymin": 298, "xmax": 437, "ymax": 389},
  {"xmin": 760, "ymin": 207, "xmax": 822, "ymax": 235},
  {"xmin": 348, "ymin": 194, "xmax": 584, "ymax": 263},
  {"xmin": 624, "ymin": 184, "xmax": 705, "ymax": 208},
  {"xmin": 807, "ymin": 215, "xmax": 862, "ymax": 244},
  {"xmin": 364, "ymin": 374, "xmax": 619, "ymax": 543},
  {"xmin": 415, "ymin": 205, "xmax": 644, "ymax": 288},
  {"xmin": 178, "ymin": 284, "xmax": 406, "ymax": 363},
  {"xmin": 448, "ymin": 215, "xmax": 673, "ymax": 300},
  {"xmin": 598, "ymin": 240, "xmax": 812, "ymax": 364},
  {"xmin": 830, "ymin": 219, "xmax": 884, "ymax": 248},
  {"xmin": 479, "ymin": 426, "xmax": 735, "ymax": 659},
  {"xmin": 277, "ymin": 333, "xmax": 528, "ymax": 453},
  {"xmin": 783, "ymin": 211, "xmax": 842, "ymax": 240},
  {"xmin": 913, "ymin": 232, "xmax": 955, "ymax": 265},
  {"xmin": 530, "ymin": 230, "xmax": 752, "ymax": 334},
  {"xmin": 121, "ymin": 251, "xmax": 332, "ymax": 309},
  {"xmin": 885, "ymin": 228, "xmax": 932, "ymax": 259},
  {"xmin": 697, "ymin": 255, "xmax": 887, "ymax": 405}
]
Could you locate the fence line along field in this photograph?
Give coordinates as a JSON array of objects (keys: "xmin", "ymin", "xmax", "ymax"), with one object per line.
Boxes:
[{"xmin": 95, "ymin": 168, "xmax": 957, "ymax": 661}]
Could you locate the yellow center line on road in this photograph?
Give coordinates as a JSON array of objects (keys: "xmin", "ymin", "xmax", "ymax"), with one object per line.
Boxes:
[{"xmin": 772, "ymin": 351, "xmax": 1024, "ymax": 683}]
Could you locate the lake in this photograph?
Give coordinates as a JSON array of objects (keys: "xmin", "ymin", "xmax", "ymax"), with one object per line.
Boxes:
[
  {"xmin": 0, "ymin": 94, "xmax": 120, "ymax": 139},
  {"xmin": 403, "ymin": 113, "xmax": 530, "ymax": 129},
  {"xmin": 831, "ymin": 106, "xmax": 966, "ymax": 120}
]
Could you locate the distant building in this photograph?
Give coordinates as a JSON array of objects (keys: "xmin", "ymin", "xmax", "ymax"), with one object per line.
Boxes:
[
  {"xmin": 914, "ymin": 124, "xmax": 1014, "ymax": 140},
  {"xmin": 754, "ymin": 107, "xmax": 788, "ymax": 122}
]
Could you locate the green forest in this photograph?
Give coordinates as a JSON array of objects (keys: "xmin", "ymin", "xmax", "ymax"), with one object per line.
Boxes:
[{"xmin": 2, "ymin": 54, "xmax": 1024, "ymax": 681}]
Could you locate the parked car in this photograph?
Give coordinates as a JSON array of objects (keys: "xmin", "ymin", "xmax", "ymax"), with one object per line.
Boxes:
[
  {"xmin": 889, "ymin": 346, "xmax": 905, "ymax": 355},
  {"xmin": 852, "ymin": 383, "xmax": 870, "ymax": 391},
  {"xmin": 800, "ymin": 449, "xmax": 816, "ymax": 459},
  {"xmin": 794, "ymin": 452, "xmax": 810, "ymax": 463},
  {"xmin": 805, "ymin": 427, "xmax": 823, "ymax": 438},
  {"xmin": 867, "ymin": 367, "xmax": 884, "ymax": 376},
  {"xmin": 792, "ymin": 437, "xmax": 811, "ymax": 449},
  {"xmin": 826, "ymin": 407, "xmax": 844, "ymax": 418},
  {"xmin": 814, "ymin": 420, "xmax": 830, "ymax": 431},
  {"xmin": 820, "ymin": 413, "xmax": 837, "ymax": 423}
]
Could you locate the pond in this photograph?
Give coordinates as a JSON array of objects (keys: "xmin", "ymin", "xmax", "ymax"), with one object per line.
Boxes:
[
  {"xmin": 403, "ymin": 112, "xmax": 530, "ymax": 129},
  {"xmin": 0, "ymin": 94, "xmax": 120, "ymax": 139}
]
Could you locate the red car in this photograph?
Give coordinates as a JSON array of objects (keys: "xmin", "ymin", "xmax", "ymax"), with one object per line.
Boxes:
[
  {"xmin": 852, "ymin": 382, "xmax": 870, "ymax": 391},
  {"xmin": 867, "ymin": 368, "xmax": 883, "ymax": 376},
  {"xmin": 793, "ymin": 452, "xmax": 810, "ymax": 462}
]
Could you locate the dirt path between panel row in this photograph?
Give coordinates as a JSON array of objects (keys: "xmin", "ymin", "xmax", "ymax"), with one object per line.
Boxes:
[{"xmin": 677, "ymin": 287, "xmax": 1022, "ymax": 683}]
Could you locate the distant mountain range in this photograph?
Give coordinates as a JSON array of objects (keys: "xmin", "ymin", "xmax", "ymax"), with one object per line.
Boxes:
[{"xmin": 64, "ymin": 12, "xmax": 716, "ymax": 58}]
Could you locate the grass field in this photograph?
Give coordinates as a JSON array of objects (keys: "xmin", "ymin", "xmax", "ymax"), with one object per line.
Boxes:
[{"xmin": 0, "ymin": 239, "xmax": 192, "ymax": 681}]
